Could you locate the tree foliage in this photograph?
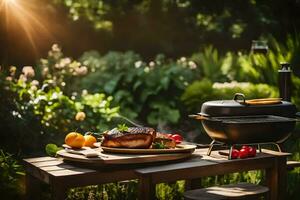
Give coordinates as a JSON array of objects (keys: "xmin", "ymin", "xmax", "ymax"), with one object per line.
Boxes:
[{"xmin": 53, "ymin": 0, "xmax": 300, "ymax": 55}]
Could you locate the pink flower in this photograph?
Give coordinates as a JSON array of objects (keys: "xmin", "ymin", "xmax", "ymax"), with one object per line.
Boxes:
[
  {"xmin": 5, "ymin": 76, "xmax": 13, "ymax": 81},
  {"xmin": 22, "ymin": 66, "xmax": 35, "ymax": 78},
  {"xmin": 75, "ymin": 66, "xmax": 88, "ymax": 76}
]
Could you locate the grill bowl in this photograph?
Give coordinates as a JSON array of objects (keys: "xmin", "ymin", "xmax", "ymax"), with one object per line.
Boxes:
[{"xmin": 201, "ymin": 115, "xmax": 296, "ymax": 144}]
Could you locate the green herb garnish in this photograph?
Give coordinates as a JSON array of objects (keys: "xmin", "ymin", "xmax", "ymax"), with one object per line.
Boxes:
[
  {"xmin": 117, "ymin": 124, "xmax": 129, "ymax": 132},
  {"xmin": 152, "ymin": 142, "xmax": 167, "ymax": 149}
]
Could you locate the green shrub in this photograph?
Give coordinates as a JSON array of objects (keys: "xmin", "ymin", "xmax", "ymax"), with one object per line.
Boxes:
[
  {"xmin": 0, "ymin": 150, "xmax": 25, "ymax": 200},
  {"xmin": 79, "ymin": 51, "xmax": 201, "ymax": 127},
  {"xmin": 181, "ymin": 79, "xmax": 278, "ymax": 112}
]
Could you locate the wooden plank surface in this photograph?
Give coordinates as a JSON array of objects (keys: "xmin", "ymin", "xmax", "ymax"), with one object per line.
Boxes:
[
  {"xmin": 135, "ymin": 149, "xmax": 277, "ymax": 177},
  {"xmin": 24, "ymin": 157, "xmax": 58, "ymax": 163}
]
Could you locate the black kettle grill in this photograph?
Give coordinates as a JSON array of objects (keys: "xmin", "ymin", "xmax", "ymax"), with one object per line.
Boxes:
[{"xmin": 190, "ymin": 63, "xmax": 300, "ymax": 159}]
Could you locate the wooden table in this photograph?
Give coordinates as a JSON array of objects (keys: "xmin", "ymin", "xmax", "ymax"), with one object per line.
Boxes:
[
  {"xmin": 135, "ymin": 148, "xmax": 290, "ymax": 200},
  {"xmin": 23, "ymin": 148, "xmax": 289, "ymax": 200}
]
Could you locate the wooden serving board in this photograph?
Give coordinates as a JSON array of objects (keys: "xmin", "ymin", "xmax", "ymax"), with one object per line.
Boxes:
[{"xmin": 56, "ymin": 146, "xmax": 196, "ymax": 166}]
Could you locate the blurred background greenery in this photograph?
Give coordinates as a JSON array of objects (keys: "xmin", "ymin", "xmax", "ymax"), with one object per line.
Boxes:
[{"xmin": 1, "ymin": 0, "xmax": 300, "ymax": 199}]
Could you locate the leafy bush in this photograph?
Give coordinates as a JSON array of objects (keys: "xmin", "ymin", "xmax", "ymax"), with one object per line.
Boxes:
[
  {"xmin": 79, "ymin": 51, "xmax": 200, "ymax": 128},
  {"xmin": 181, "ymin": 79, "xmax": 278, "ymax": 112},
  {"xmin": 0, "ymin": 150, "xmax": 25, "ymax": 200}
]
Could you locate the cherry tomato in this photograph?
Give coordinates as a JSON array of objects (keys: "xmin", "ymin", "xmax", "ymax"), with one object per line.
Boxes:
[
  {"xmin": 241, "ymin": 145, "xmax": 250, "ymax": 151},
  {"xmin": 170, "ymin": 134, "xmax": 183, "ymax": 144},
  {"xmin": 231, "ymin": 149, "xmax": 239, "ymax": 159},
  {"xmin": 239, "ymin": 148, "xmax": 249, "ymax": 159},
  {"xmin": 248, "ymin": 146, "xmax": 256, "ymax": 157}
]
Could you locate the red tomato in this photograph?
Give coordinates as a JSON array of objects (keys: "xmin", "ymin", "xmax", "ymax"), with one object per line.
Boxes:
[
  {"xmin": 231, "ymin": 149, "xmax": 239, "ymax": 159},
  {"xmin": 239, "ymin": 148, "xmax": 249, "ymax": 159},
  {"xmin": 248, "ymin": 146, "xmax": 256, "ymax": 157},
  {"xmin": 170, "ymin": 134, "xmax": 183, "ymax": 144},
  {"xmin": 241, "ymin": 145, "xmax": 250, "ymax": 151}
]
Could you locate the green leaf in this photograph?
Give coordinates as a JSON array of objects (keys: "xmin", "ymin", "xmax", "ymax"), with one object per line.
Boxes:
[
  {"xmin": 104, "ymin": 74, "xmax": 122, "ymax": 93},
  {"xmin": 117, "ymin": 124, "xmax": 129, "ymax": 132},
  {"xmin": 45, "ymin": 144, "xmax": 62, "ymax": 157}
]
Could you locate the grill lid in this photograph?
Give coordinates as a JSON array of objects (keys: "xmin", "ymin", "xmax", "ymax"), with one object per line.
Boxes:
[{"xmin": 200, "ymin": 93, "xmax": 297, "ymax": 117}]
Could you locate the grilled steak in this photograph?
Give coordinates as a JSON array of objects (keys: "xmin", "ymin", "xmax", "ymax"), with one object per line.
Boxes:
[{"xmin": 101, "ymin": 127, "xmax": 156, "ymax": 148}]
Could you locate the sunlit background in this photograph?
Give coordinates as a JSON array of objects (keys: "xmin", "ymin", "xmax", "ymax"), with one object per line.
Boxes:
[
  {"xmin": 1, "ymin": 0, "xmax": 300, "ymax": 68},
  {"xmin": 1, "ymin": 0, "xmax": 53, "ymax": 51},
  {"xmin": 0, "ymin": 0, "xmax": 101, "ymax": 66}
]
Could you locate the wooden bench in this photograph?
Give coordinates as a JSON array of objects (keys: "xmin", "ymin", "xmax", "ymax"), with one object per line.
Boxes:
[{"xmin": 183, "ymin": 182, "xmax": 269, "ymax": 200}]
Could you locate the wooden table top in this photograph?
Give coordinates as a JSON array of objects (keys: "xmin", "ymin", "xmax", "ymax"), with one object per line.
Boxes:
[
  {"xmin": 23, "ymin": 148, "xmax": 290, "ymax": 186},
  {"xmin": 135, "ymin": 148, "xmax": 290, "ymax": 182}
]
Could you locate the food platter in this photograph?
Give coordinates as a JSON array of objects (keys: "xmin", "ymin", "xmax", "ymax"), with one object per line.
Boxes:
[
  {"xmin": 97, "ymin": 144, "xmax": 197, "ymax": 154},
  {"xmin": 56, "ymin": 144, "xmax": 197, "ymax": 166}
]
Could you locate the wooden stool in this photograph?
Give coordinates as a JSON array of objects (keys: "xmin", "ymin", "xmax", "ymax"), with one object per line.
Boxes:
[{"xmin": 183, "ymin": 182, "xmax": 269, "ymax": 200}]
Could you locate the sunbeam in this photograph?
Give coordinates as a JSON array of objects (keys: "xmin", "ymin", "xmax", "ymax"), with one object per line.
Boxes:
[{"xmin": 0, "ymin": 0, "xmax": 54, "ymax": 55}]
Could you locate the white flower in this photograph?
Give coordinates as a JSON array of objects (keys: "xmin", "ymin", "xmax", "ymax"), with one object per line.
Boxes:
[
  {"xmin": 82, "ymin": 89, "xmax": 88, "ymax": 96},
  {"xmin": 135, "ymin": 61, "xmax": 143, "ymax": 68},
  {"xmin": 31, "ymin": 80, "xmax": 39, "ymax": 86},
  {"xmin": 51, "ymin": 44, "xmax": 60, "ymax": 52},
  {"xmin": 212, "ymin": 81, "xmax": 250, "ymax": 89},
  {"xmin": 30, "ymin": 85, "xmax": 38, "ymax": 91},
  {"xmin": 22, "ymin": 66, "xmax": 35, "ymax": 78},
  {"xmin": 180, "ymin": 57, "xmax": 186, "ymax": 62},
  {"xmin": 9, "ymin": 66, "xmax": 17, "ymax": 76},
  {"xmin": 42, "ymin": 67, "xmax": 49, "ymax": 76},
  {"xmin": 188, "ymin": 61, "xmax": 197, "ymax": 69},
  {"xmin": 149, "ymin": 61, "xmax": 155, "ymax": 67},
  {"xmin": 144, "ymin": 67, "xmax": 150, "ymax": 73},
  {"xmin": 19, "ymin": 74, "xmax": 27, "ymax": 82}
]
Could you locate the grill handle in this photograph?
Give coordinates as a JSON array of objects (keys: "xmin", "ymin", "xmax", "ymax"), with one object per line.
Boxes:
[
  {"xmin": 233, "ymin": 93, "xmax": 246, "ymax": 104},
  {"xmin": 188, "ymin": 114, "xmax": 222, "ymax": 122}
]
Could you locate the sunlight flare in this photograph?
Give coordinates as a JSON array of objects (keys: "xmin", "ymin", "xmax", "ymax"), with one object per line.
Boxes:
[{"xmin": 0, "ymin": 0, "xmax": 54, "ymax": 53}]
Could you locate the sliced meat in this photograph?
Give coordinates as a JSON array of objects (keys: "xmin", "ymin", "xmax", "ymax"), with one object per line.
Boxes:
[
  {"xmin": 101, "ymin": 127, "xmax": 156, "ymax": 149},
  {"xmin": 152, "ymin": 132, "xmax": 176, "ymax": 149}
]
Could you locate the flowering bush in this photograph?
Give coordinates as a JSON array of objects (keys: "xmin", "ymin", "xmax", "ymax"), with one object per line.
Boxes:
[{"xmin": 0, "ymin": 46, "xmax": 119, "ymax": 154}]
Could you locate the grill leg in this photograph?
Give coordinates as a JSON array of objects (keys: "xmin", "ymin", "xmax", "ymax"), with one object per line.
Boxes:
[
  {"xmin": 228, "ymin": 145, "xmax": 233, "ymax": 160},
  {"xmin": 258, "ymin": 144, "xmax": 262, "ymax": 153},
  {"xmin": 207, "ymin": 140, "xmax": 215, "ymax": 156},
  {"xmin": 274, "ymin": 143, "xmax": 282, "ymax": 152}
]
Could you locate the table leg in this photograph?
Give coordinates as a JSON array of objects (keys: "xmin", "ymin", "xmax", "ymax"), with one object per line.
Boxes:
[
  {"xmin": 25, "ymin": 173, "xmax": 42, "ymax": 200},
  {"xmin": 185, "ymin": 178, "xmax": 202, "ymax": 190},
  {"xmin": 266, "ymin": 156, "xmax": 287, "ymax": 200},
  {"xmin": 138, "ymin": 176, "xmax": 156, "ymax": 200},
  {"xmin": 52, "ymin": 181, "xmax": 68, "ymax": 200}
]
